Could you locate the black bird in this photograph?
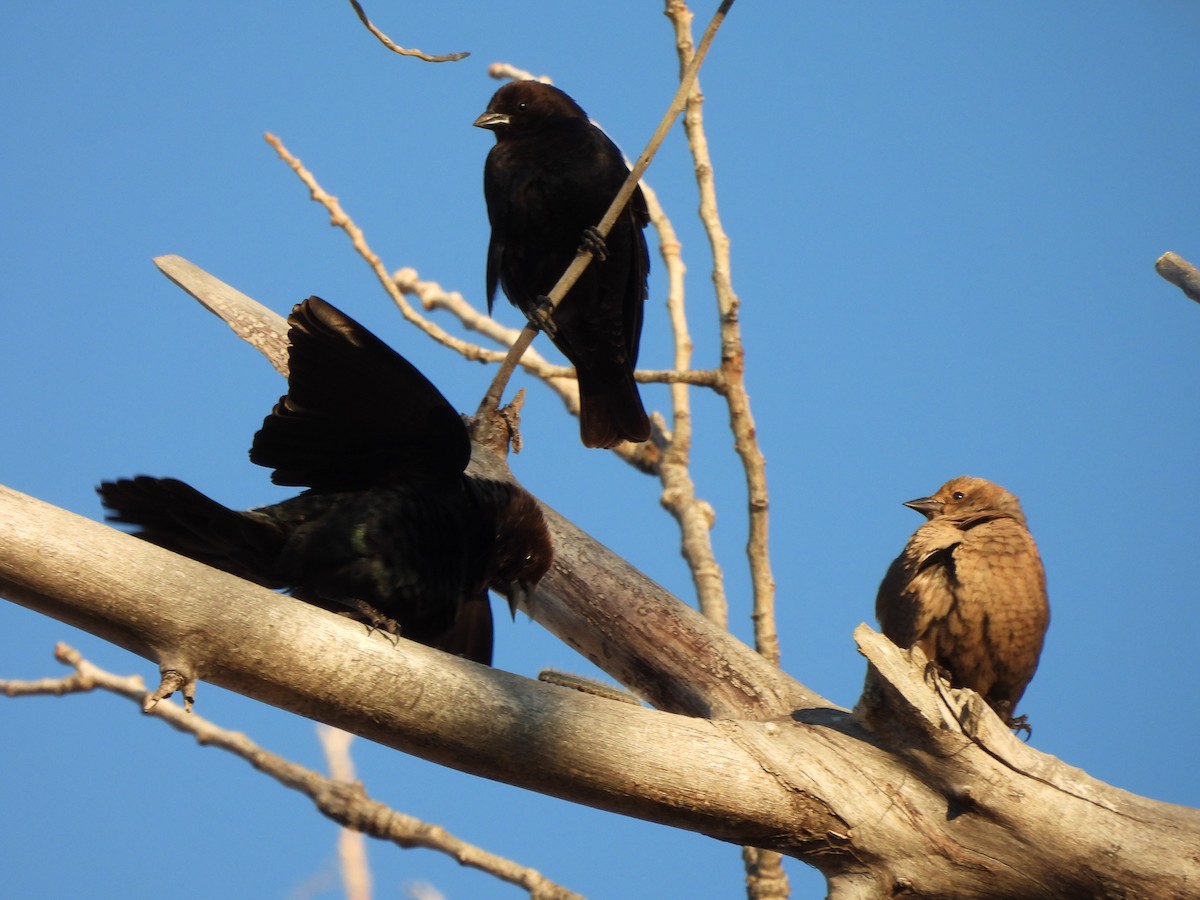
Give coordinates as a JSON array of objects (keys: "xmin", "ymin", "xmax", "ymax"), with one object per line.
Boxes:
[
  {"xmin": 475, "ymin": 80, "xmax": 651, "ymax": 449},
  {"xmin": 98, "ymin": 297, "xmax": 553, "ymax": 665}
]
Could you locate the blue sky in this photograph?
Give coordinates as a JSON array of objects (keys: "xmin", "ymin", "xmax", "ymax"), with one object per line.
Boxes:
[{"xmin": 3, "ymin": 3, "xmax": 1199, "ymax": 898}]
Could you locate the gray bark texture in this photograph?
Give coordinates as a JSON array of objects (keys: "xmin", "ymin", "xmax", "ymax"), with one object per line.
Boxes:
[{"xmin": 2, "ymin": 257, "xmax": 1197, "ymax": 898}]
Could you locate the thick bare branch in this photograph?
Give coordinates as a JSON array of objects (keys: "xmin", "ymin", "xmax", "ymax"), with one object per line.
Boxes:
[
  {"xmin": 1155, "ymin": 251, "xmax": 1200, "ymax": 303},
  {"xmin": 4, "ymin": 507, "xmax": 1197, "ymax": 895},
  {"xmin": 0, "ymin": 487, "xmax": 833, "ymax": 840},
  {"xmin": 153, "ymin": 254, "xmax": 291, "ymax": 375}
]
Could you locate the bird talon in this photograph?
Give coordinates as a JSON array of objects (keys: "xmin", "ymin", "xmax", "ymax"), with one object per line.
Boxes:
[
  {"xmin": 1006, "ymin": 714, "xmax": 1032, "ymax": 740},
  {"xmin": 579, "ymin": 226, "xmax": 609, "ymax": 261},
  {"xmin": 353, "ymin": 600, "xmax": 402, "ymax": 644},
  {"xmin": 531, "ymin": 296, "xmax": 559, "ymax": 338}
]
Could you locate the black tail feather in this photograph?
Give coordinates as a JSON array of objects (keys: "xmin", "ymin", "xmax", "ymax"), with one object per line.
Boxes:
[{"xmin": 97, "ymin": 476, "xmax": 287, "ymax": 587}]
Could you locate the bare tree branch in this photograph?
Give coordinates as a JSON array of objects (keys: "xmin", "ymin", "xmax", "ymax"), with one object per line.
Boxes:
[
  {"xmin": 153, "ymin": 254, "xmax": 291, "ymax": 375},
  {"xmin": 644, "ymin": 179, "xmax": 729, "ymax": 626},
  {"xmin": 346, "ymin": 0, "xmax": 468, "ymax": 63},
  {"xmin": 487, "ymin": 63, "xmax": 552, "ymax": 84},
  {"xmin": 0, "ymin": 644, "xmax": 580, "ymax": 900},
  {"xmin": 263, "ymin": 132, "xmax": 506, "ymax": 365},
  {"xmin": 0, "ymin": 488, "xmax": 833, "ymax": 830},
  {"xmin": 318, "ymin": 727, "xmax": 373, "ymax": 900},
  {"xmin": 663, "ymin": 3, "xmax": 780, "ymax": 892},
  {"xmin": 664, "ymin": 0, "xmax": 778, "ymax": 668},
  {"xmin": 1155, "ymin": 251, "xmax": 1200, "ymax": 303},
  {"xmin": 3, "ymin": 516, "xmax": 1197, "ymax": 896}
]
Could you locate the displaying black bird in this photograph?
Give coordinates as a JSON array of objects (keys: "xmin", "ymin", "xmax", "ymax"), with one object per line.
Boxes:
[
  {"xmin": 98, "ymin": 297, "xmax": 553, "ymax": 665},
  {"xmin": 475, "ymin": 80, "xmax": 651, "ymax": 449}
]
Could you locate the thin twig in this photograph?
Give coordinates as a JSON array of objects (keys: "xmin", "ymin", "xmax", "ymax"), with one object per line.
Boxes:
[
  {"xmin": 479, "ymin": 326, "xmax": 540, "ymax": 417},
  {"xmin": 264, "ymin": 135, "xmax": 707, "ymax": 464},
  {"xmin": 664, "ymin": 0, "xmax": 777, "ymax": 665},
  {"xmin": 347, "ymin": 0, "xmax": 469, "ymax": 63},
  {"xmin": 477, "ymin": 0, "xmax": 737, "ymax": 420},
  {"xmin": 265, "ymin": 132, "xmax": 504, "ymax": 365},
  {"xmin": 487, "ymin": 63, "xmax": 551, "ymax": 84},
  {"xmin": 1, "ymin": 644, "xmax": 585, "ymax": 900},
  {"xmin": 665, "ymin": 2, "xmax": 785, "ymax": 895},
  {"xmin": 397, "ymin": 265, "xmax": 717, "ymax": 388},
  {"xmin": 644, "ymin": 181, "xmax": 729, "ymax": 626},
  {"xmin": 318, "ymin": 727, "xmax": 372, "ymax": 900}
]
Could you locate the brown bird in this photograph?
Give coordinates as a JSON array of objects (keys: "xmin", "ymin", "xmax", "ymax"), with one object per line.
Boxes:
[
  {"xmin": 98, "ymin": 297, "xmax": 553, "ymax": 666},
  {"xmin": 876, "ymin": 476, "xmax": 1050, "ymax": 729},
  {"xmin": 475, "ymin": 80, "xmax": 651, "ymax": 449}
]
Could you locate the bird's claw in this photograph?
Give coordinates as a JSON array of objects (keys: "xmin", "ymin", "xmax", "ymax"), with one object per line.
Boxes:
[
  {"xmin": 531, "ymin": 296, "xmax": 559, "ymax": 338},
  {"xmin": 579, "ymin": 226, "xmax": 609, "ymax": 262},
  {"xmin": 352, "ymin": 600, "xmax": 402, "ymax": 646},
  {"xmin": 1006, "ymin": 714, "xmax": 1032, "ymax": 741}
]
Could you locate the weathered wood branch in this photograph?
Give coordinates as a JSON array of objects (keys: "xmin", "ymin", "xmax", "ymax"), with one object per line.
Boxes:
[
  {"xmin": 3, "ymin": 485, "xmax": 1197, "ymax": 896},
  {"xmin": 1156, "ymin": 251, "xmax": 1200, "ymax": 304},
  {"xmin": 3, "ymin": 257, "xmax": 1198, "ymax": 896},
  {"xmin": 148, "ymin": 254, "xmax": 821, "ymax": 718},
  {"xmin": 0, "ymin": 483, "xmax": 838, "ymax": 848}
]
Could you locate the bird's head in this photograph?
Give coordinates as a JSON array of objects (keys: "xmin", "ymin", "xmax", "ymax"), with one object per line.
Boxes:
[
  {"xmin": 904, "ymin": 475, "xmax": 1028, "ymax": 526},
  {"xmin": 473, "ymin": 80, "xmax": 589, "ymax": 136},
  {"xmin": 487, "ymin": 484, "xmax": 554, "ymax": 617}
]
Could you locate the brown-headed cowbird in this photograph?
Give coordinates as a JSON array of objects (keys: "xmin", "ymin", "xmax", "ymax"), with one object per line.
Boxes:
[
  {"xmin": 98, "ymin": 297, "xmax": 552, "ymax": 666},
  {"xmin": 875, "ymin": 476, "xmax": 1050, "ymax": 727},
  {"xmin": 475, "ymin": 81, "xmax": 651, "ymax": 449}
]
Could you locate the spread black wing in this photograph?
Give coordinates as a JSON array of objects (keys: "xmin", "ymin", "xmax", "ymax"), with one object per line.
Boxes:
[{"xmin": 251, "ymin": 296, "xmax": 470, "ymax": 489}]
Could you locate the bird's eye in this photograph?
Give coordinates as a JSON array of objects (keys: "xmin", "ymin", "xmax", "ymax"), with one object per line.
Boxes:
[
  {"xmin": 952, "ymin": 491, "xmax": 965, "ymax": 501},
  {"xmin": 517, "ymin": 101, "xmax": 527, "ymax": 111}
]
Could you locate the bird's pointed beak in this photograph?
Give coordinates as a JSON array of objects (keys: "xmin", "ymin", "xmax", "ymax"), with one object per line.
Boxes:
[
  {"xmin": 903, "ymin": 495, "xmax": 943, "ymax": 520},
  {"xmin": 504, "ymin": 581, "xmax": 531, "ymax": 619},
  {"xmin": 473, "ymin": 111, "xmax": 509, "ymax": 131}
]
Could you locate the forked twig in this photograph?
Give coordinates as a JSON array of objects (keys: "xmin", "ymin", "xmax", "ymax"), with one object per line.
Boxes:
[{"xmin": 1, "ymin": 644, "xmax": 584, "ymax": 900}]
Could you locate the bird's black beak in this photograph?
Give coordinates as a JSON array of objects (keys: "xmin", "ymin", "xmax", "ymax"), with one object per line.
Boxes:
[
  {"xmin": 473, "ymin": 111, "xmax": 509, "ymax": 131},
  {"xmin": 903, "ymin": 495, "xmax": 943, "ymax": 520},
  {"xmin": 504, "ymin": 581, "xmax": 531, "ymax": 619}
]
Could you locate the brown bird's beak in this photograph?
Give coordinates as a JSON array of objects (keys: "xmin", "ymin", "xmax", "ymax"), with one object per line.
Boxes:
[
  {"xmin": 473, "ymin": 110, "xmax": 510, "ymax": 131},
  {"xmin": 903, "ymin": 495, "xmax": 943, "ymax": 520}
]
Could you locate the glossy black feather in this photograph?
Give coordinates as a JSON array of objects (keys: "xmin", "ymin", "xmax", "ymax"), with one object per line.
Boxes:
[
  {"xmin": 251, "ymin": 295, "xmax": 470, "ymax": 489},
  {"xmin": 99, "ymin": 297, "xmax": 552, "ymax": 664},
  {"xmin": 476, "ymin": 81, "xmax": 651, "ymax": 448}
]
